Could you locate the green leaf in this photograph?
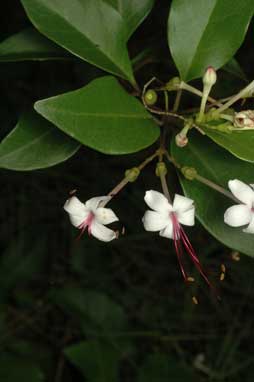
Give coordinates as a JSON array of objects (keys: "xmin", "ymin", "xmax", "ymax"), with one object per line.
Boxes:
[
  {"xmin": 35, "ymin": 76, "xmax": 159, "ymax": 154},
  {"xmin": 0, "ymin": 354, "xmax": 44, "ymax": 382},
  {"xmin": 21, "ymin": 0, "xmax": 135, "ymax": 84},
  {"xmin": 202, "ymin": 125, "xmax": 254, "ymax": 163},
  {"xmin": 65, "ymin": 340, "xmax": 119, "ymax": 382},
  {"xmin": 138, "ymin": 354, "xmax": 195, "ymax": 382},
  {"xmin": 168, "ymin": 0, "xmax": 254, "ymax": 81},
  {"xmin": 49, "ymin": 287, "xmax": 127, "ymax": 333},
  {"xmin": 222, "ymin": 58, "xmax": 247, "ymax": 82},
  {"xmin": 0, "ymin": 111, "xmax": 80, "ymax": 171},
  {"xmin": 171, "ymin": 132, "xmax": 254, "ymax": 256},
  {"xmin": 106, "ymin": 0, "xmax": 155, "ymax": 40},
  {"xmin": 0, "ymin": 28, "xmax": 69, "ymax": 62}
]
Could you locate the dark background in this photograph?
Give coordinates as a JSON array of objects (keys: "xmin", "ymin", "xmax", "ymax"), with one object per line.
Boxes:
[{"xmin": 1, "ymin": 1, "xmax": 254, "ymax": 381}]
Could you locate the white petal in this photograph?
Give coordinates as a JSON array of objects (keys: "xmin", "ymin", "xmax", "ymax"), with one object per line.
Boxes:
[
  {"xmin": 243, "ymin": 214, "xmax": 254, "ymax": 234},
  {"xmin": 178, "ymin": 207, "xmax": 195, "ymax": 226},
  {"xmin": 144, "ymin": 190, "xmax": 171, "ymax": 213},
  {"xmin": 228, "ymin": 180, "xmax": 254, "ymax": 207},
  {"xmin": 142, "ymin": 210, "xmax": 169, "ymax": 232},
  {"xmin": 95, "ymin": 207, "xmax": 119, "ymax": 225},
  {"xmin": 159, "ymin": 222, "xmax": 174, "ymax": 239},
  {"xmin": 224, "ymin": 204, "xmax": 252, "ymax": 227},
  {"xmin": 90, "ymin": 221, "xmax": 116, "ymax": 242},
  {"xmin": 69, "ymin": 214, "xmax": 89, "ymax": 228},
  {"xmin": 173, "ymin": 194, "xmax": 194, "ymax": 213},
  {"xmin": 85, "ymin": 196, "xmax": 111, "ymax": 212},
  {"xmin": 63, "ymin": 196, "xmax": 86, "ymax": 215}
]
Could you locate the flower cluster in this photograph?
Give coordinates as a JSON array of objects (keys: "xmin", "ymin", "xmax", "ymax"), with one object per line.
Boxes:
[{"xmin": 64, "ymin": 178, "xmax": 253, "ymax": 294}]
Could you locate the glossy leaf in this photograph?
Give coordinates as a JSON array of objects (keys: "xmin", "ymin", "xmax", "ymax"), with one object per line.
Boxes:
[
  {"xmin": 35, "ymin": 76, "xmax": 159, "ymax": 154},
  {"xmin": 0, "ymin": 28, "xmax": 68, "ymax": 62},
  {"xmin": 222, "ymin": 58, "xmax": 247, "ymax": 82},
  {"xmin": 202, "ymin": 125, "xmax": 254, "ymax": 163},
  {"xmin": 21, "ymin": 0, "xmax": 135, "ymax": 84},
  {"xmin": 65, "ymin": 340, "xmax": 119, "ymax": 382},
  {"xmin": 168, "ymin": 0, "xmax": 254, "ymax": 81},
  {"xmin": 0, "ymin": 112, "xmax": 80, "ymax": 171},
  {"xmin": 49, "ymin": 287, "xmax": 127, "ymax": 333},
  {"xmin": 171, "ymin": 132, "xmax": 254, "ymax": 256},
  {"xmin": 106, "ymin": 0, "xmax": 155, "ymax": 40}
]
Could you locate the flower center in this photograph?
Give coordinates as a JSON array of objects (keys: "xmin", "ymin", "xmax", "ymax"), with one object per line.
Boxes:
[{"xmin": 78, "ymin": 212, "xmax": 94, "ymax": 237}]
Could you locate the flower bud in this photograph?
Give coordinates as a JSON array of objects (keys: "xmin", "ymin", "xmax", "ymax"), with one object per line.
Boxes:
[
  {"xmin": 181, "ymin": 166, "xmax": 197, "ymax": 181},
  {"xmin": 144, "ymin": 89, "xmax": 158, "ymax": 105},
  {"xmin": 155, "ymin": 161, "xmax": 167, "ymax": 177},
  {"xmin": 165, "ymin": 77, "xmax": 181, "ymax": 91},
  {"xmin": 175, "ymin": 133, "xmax": 188, "ymax": 147},
  {"xmin": 125, "ymin": 167, "xmax": 140, "ymax": 182},
  {"xmin": 203, "ymin": 66, "xmax": 217, "ymax": 87}
]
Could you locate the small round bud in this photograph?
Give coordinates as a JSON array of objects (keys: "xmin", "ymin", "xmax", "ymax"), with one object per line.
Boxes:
[
  {"xmin": 125, "ymin": 167, "xmax": 140, "ymax": 182},
  {"xmin": 144, "ymin": 89, "xmax": 158, "ymax": 105},
  {"xmin": 181, "ymin": 166, "xmax": 197, "ymax": 181},
  {"xmin": 155, "ymin": 161, "xmax": 167, "ymax": 177},
  {"xmin": 175, "ymin": 133, "xmax": 188, "ymax": 147},
  {"xmin": 203, "ymin": 66, "xmax": 217, "ymax": 87},
  {"xmin": 165, "ymin": 77, "xmax": 181, "ymax": 91}
]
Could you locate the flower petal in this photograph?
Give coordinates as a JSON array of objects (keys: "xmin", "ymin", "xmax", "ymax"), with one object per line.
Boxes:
[
  {"xmin": 159, "ymin": 222, "xmax": 173, "ymax": 239},
  {"xmin": 228, "ymin": 180, "xmax": 254, "ymax": 207},
  {"xmin": 69, "ymin": 214, "xmax": 89, "ymax": 228},
  {"xmin": 178, "ymin": 207, "xmax": 195, "ymax": 226},
  {"xmin": 224, "ymin": 204, "xmax": 252, "ymax": 227},
  {"xmin": 243, "ymin": 214, "xmax": 254, "ymax": 234},
  {"xmin": 144, "ymin": 190, "xmax": 171, "ymax": 213},
  {"xmin": 85, "ymin": 196, "xmax": 111, "ymax": 212},
  {"xmin": 142, "ymin": 210, "xmax": 169, "ymax": 232},
  {"xmin": 63, "ymin": 196, "xmax": 86, "ymax": 215},
  {"xmin": 173, "ymin": 194, "xmax": 194, "ymax": 213},
  {"xmin": 90, "ymin": 221, "xmax": 116, "ymax": 242},
  {"xmin": 95, "ymin": 207, "xmax": 119, "ymax": 225}
]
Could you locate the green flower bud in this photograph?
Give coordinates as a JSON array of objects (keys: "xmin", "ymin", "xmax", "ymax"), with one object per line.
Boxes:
[
  {"xmin": 144, "ymin": 89, "xmax": 158, "ymax": 105},
  {"xmin": 165, "ymin": 77, "xmax": 181, "ymax": 91},
  {"xmin": 156, "ymin": 162, "xmax": 167, "ymax": 177},
  {"xmin": 181, "ymin": 166, "xmax": 197, "ymax": 181},
  {"xmin": 125, "ymin": 167, "xmax": 140, "ymax": 182},
  {"xmin": 203, "ymin": 66, "xmax": 217, "ymax": 87}
]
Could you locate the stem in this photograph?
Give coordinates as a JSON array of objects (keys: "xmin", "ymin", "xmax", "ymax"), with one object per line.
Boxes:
[
  {"xmin": 197, "ymin": 86, "xmax": 212, "ymax": 122},
  {"xmin": 194, "ymin": 174, "xmax": 238, "ymax": 202},
  {"xmin": 216, "ymin": 79, "xmax": 254, "ymax": 113},
  {"xmin": 180, "ymin": 82, "xmax": 223, "ymax": 107},
  {"xmin": 101, "ymin": 151, "xmax": 160, "ymax": 207},
  {"xmin": 173, "ymin": 89, "xmax": 182, "ymax": 112},
  {"xmin": 160, "ymin": 172, "xmax": 172, "ymax": 203},
  {"xmin": 164, "ymin": 152, "xmax": 239, "ymax": 203}
]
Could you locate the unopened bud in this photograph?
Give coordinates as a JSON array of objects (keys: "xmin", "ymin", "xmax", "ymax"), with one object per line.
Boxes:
[
  {"xmin": 175, "ymin": 133, "xmax": 188, "ymax": 147},
  {"xmin": 125, "ymin": 167, "xmax": 140, "ymax": 182},
  {"xmin": 156, "ymin": 161, "xmax": 167, "ymax": 177},
  {"xmin": 144, "ymin": 89, "xmax": 158, "ymax": 105},
  {"xmin": 165, "ymin": 77, "xmax": 181, "ymax": 91},
  {"xmin": 181, "ymin": 166, "xmax": 197, "ymax": 181},
  {"xmin": 203, "ymin": 66, "xmax": 217, "ymax": 87}
]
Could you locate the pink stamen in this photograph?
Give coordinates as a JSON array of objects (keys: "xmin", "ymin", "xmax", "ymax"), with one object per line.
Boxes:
[
  {"xmin": 77, "ymin": 212, "xmax": 94, "ymax": 240},
  {"xmin": 171, "ymin": 212, "xmax": 216, "ymax": 293}
]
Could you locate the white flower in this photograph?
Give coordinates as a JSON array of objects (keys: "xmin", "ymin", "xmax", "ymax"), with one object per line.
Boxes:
[
  {"xmin": 142, "ymin": 190, "xmax": 215, "ymax": 292},
  {"xmin": 142, "ymin": 190, "xmax": 195, "ymax": 239},
  {"xmin": 64, "ymin": 195, "xmax": 118, "ymax": 242},
  {"xmin": 224, "ymin": 179, "xmax": 254, "ymax": 234}
]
